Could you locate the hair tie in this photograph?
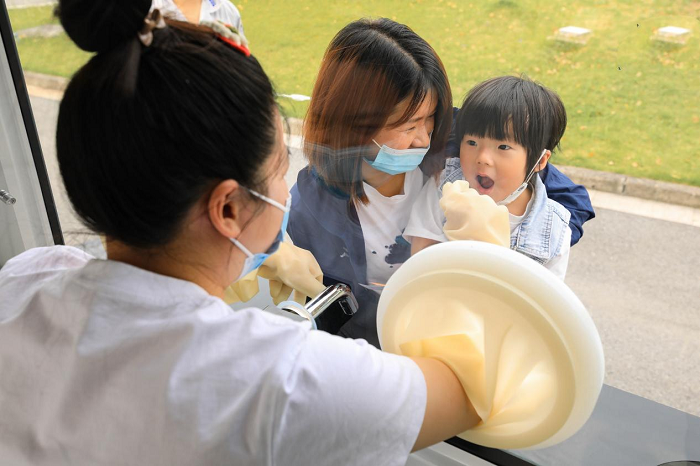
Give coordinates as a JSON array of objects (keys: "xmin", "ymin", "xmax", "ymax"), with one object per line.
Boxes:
[
  {"xmin": 138, "ymin": 9, "xmax": 166, "ymax": 47},
  {"xmin": 201, "ymin": 20, "xmax": 251, "ymax": 56}
]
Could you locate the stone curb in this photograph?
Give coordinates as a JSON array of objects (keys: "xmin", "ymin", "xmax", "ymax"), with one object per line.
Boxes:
[
  {"xmin": 6, "ymin": 1, "xmax": 57, "ymax": 8},
  {"xmin": 556, "ymin": 165, "xmax": 700, "ymax": 210},
  {"xmin": 23, "ymin": 73, "xmax": 700, "ymax": 210},
  {"xmin": 15, "ymin": 24, "xmax": 63, "ymax": 39},
  {"xmin": 24, "ymin": 70, "xmax": 68, "ymax": 92}
]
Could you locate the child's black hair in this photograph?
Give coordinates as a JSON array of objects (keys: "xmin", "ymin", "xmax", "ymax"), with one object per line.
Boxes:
[
  {"xmin": 55, "ymin": 0, "xmax": 277, "ymax": 249},
  {"xmin": 455, "ymin": 75, "xmax": 567, "ymax": 174}
]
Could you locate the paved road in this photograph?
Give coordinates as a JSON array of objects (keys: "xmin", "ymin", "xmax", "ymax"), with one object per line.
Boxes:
[
  {"xmin": 29, "ymin": 94, "xmax": 700, "ymax": 417},
  {"xmin": 566, "ymin": 209, "xmax": 700, "ymax": 416}
]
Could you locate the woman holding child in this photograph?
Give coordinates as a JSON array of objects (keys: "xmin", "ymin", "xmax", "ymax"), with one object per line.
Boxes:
[{"xmin": 288, "ymin": 18, "xmax": 595, "ymax": 346}]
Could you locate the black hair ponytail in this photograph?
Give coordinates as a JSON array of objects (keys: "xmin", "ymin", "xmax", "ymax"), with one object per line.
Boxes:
[
  {"xmin": 55, "ymin": 0, "xmax": 277, "ymax": 249},
  {"xmin": 56, "ymin": 0, "xmax": 151, "ymax": 53}
]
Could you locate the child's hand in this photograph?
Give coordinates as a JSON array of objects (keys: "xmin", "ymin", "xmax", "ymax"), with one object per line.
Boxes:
[{"xmin": 440, "ymin": 180, "xmax": 510, "ymax": 247}]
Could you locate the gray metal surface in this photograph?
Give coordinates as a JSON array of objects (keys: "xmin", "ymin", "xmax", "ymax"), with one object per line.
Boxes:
[{"xmin": 510, "ymin": 385, "xmax": 700, "ymax": 466}]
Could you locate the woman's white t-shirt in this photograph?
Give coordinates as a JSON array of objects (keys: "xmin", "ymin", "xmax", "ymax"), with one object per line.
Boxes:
[
  {"xmin": 355, "ymin": 168, "xmax": 425, "ymax": 288},
  {"xmin": 151, "ymin": 0, "xmax": 245, "ymax": 34},
  {"xmin": 0, "ymin": 246, "xmax": 426, "ymax": 465}
]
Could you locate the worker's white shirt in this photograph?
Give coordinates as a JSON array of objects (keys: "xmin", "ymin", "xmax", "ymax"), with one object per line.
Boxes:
[
  {"xmin": 0, "ymin": 246, "xmax": 425, "ymax": 466},
  {"xmin": 151, "ymin": 0, "xmax": 245, "ymax": 34}
]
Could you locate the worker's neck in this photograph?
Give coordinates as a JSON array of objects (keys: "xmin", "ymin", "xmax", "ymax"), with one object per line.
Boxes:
[{"xmin": 105, "ymin": 234, "xmax": 233, "ymax": 299}]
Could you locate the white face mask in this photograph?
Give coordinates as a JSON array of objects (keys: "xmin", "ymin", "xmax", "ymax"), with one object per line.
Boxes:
[
  {"xmin": 497, "ymin": 148, "xmax": 548, "ymax": 206},
  {"xmin": 230, "ymin": 190, "xmax": 291, "ymax": 282}
]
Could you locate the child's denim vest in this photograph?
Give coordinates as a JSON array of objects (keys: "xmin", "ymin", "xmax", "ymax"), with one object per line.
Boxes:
[{"xmin": 439, "ymin": 158, "xmax": 571, "ymax": 265}]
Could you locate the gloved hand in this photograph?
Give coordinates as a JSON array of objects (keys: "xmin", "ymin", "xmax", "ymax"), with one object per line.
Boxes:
[
  {"xmin": 224, "ymin": 242, "xmax": 325, "ymax": 305},
  {"xmin": 223, "ymin": 268, "xmax": 260, "ymax": 304},
  {"xmin": 440, "ymin": 180, "xmax": 510, "ymax": 247},
  {"xmin": 258, "ymin": 242, "xmax": 325, "ymax": 305},
  {"xmin": 399, "ymin": 331, "xmax": 560, "ymax": 449}
]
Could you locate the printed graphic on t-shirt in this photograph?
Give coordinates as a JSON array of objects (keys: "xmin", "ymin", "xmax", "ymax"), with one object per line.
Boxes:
[
  {"xmin": 358, "ymin": 169, "xmax": 424, "ymax": 285},
  {"xmin": 386, "ymin": 233, "xmax": 411, "ymax": 265},
  {"xmin": 369, "ymin": 232, "xmax": 411, "ymax": 270}
]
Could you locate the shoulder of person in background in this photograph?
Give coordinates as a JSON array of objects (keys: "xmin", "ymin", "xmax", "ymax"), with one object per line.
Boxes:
[
  {"xmin": 150, "ymin": 0, "xmax": 186, "ymax": 22},
  {"xmin": 210, "ymin": 0, "xmax": 245, "ymax": 33},
  {"xmin": 150, "ymin": 0, "xmax": 244, "ymax": 34}
]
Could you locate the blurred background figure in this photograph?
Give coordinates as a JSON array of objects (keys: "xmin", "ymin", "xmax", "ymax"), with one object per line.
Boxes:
[{"xmin": 151, "ymin": 0, "xmax": 244, "ymax": 37}]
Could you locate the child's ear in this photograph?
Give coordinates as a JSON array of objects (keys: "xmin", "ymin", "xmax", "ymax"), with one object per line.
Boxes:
[{"xmin": 536, "ymin": 149, "xmax": 552, "ymax": 172}]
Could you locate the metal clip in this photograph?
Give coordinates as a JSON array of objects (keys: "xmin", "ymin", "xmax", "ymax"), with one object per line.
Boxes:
[
  {"xmin": 279, "ymin": 283, "xmax": 359, "ymax": 332},
  {"xmin": 0, "ymin": 190, "xmax": 17, "ymax": 205},
  {"xmin": 304, "ymin": 283, "xmax": 358, "ymax": 318}
]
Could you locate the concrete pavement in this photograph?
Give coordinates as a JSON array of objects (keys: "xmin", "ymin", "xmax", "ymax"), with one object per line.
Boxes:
[{"xmin": 566, "ymin": 207, "xmax": 700, "ymax": 416}]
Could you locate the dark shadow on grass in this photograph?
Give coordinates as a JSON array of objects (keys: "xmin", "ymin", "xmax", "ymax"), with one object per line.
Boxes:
[
  {"xmin": 650, "ymin": 40, "xmax": 688, "ymax": 54},
  {"xmin": 548, "ymin": 41, "xmax": 589, "ymax": 54}
]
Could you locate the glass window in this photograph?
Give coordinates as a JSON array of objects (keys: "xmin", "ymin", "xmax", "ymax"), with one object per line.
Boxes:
[
  {"xmin": 3, "ymin": 1, "xmax": 699, "ymax": 464},
  {"xmin": 0, "ymin": 3, "xmax": 61, "ymax": 265},
  {"xmin": 247, "ymin": 2, "xmax": 700, "ymax": 463},
  {"xmin": 5, "ymin": 1, "xmax": 103, "ymax": 259}
]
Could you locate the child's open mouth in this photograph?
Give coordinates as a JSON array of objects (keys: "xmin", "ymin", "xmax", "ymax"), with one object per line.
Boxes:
[{"xmin": 476, "ymin": 175, "xmax": 495, "ymax": 193}]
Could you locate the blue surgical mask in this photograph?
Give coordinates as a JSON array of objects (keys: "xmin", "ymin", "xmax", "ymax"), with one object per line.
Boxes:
[
  {"xmin": 497, "ymin": 149, "xmax": 548, "ymax": 206},
  {"xmin": 230, "ymin": 190, "xmax": 291, "ymax": 281},
  {"xmin": 364, "ymin": 135, "xmax": 432, "ymax": 175}
]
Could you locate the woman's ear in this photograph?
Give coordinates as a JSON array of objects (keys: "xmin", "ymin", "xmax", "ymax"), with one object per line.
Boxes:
[
  {"xmin": 536, "ymin": 149, "xmax": 552, "ymax": 172},
  {"xmin": 208, "ymin": 179, "xmax": 244, "ymax": 239}
]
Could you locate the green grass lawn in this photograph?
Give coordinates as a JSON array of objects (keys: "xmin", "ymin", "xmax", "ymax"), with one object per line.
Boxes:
[
  {"xmin": 8, "ymin": 5, "xmax": 92, "ymax": 76},
  {"xmin": 8, "ymin": 1, "xmax": 700, "ymax": 187},
  {"xmin": 7, "ymin": 4, "xmax": 56, "ymax": 30}
]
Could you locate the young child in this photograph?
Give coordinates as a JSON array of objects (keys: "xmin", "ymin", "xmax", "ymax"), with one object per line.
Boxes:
[{"xmin": 404, "ymin": 76, "xmax": 572, "ymax": 279}]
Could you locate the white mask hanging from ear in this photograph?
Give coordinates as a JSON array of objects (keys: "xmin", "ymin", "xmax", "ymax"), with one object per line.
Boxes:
[
  {"xmin": 230, "ymin": 190, "xmax": 291, "ymax": 282},
  {"xmin": 497, "ymin": 148, "xmax": 548, "ymax": 206}
]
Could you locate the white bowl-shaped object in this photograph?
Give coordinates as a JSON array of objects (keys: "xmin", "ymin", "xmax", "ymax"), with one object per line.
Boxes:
[{"xmin": 377, "ymin": 241, "xmax": 604, "ymax": 450}]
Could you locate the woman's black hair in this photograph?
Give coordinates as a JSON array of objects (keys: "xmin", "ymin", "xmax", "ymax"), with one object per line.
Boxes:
[
  {"xmin": 455, "ymin": 75, "xmax": 567, "ymax": 174},
  {"xmin": 55, "ymin": 0, "xmax": 277, "ymax": 249}
]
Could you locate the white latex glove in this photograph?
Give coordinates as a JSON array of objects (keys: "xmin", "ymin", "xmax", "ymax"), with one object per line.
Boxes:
[
  {"xmin": 224, "ymin": 242, "xmax": 325, "ymax": 306},
  {"xmin": 258, "ymin": 242, "xmax": 325, "ymax": 305},
  {"xmin": 378, "ymin": 242, "xmax": 604, "ymax": 450},
  {"xmin": 223, "ymin": 269, "xmax": 260, "ymax": 304},
  {"xmin": 439, "ymin": 180, "xmax": 510, "ymax": 247}
]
